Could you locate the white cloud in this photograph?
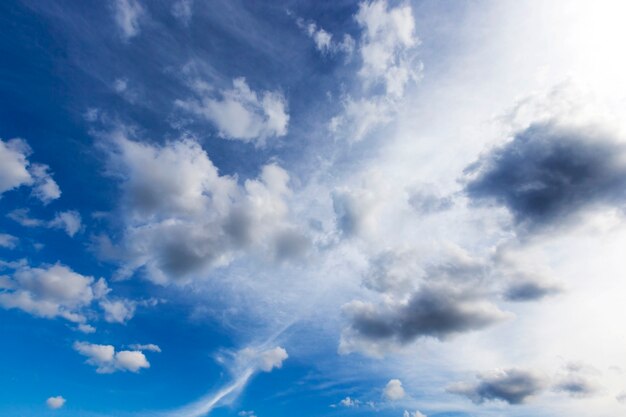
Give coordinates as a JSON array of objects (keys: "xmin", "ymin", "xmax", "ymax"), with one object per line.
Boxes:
[
  {"xmin": 0, "ymin": 263, "xmax": 106, "ymax": 324},
  {"xmin": 0, "ymin": 138, "xmax": 61, "ymax": 203},
  {"xmin": 355, "ymin": 0, "xmax": 419, "ymax": 97},
  {"xmin": 46, "ymin": 396, "xmax": 66, "ymax": 409},
  {"xmin": 9, "ymin": 209, "xmax": 82, "ymax": 237},
  {"xmin": 112, "ymin": 0, "xmax": 144, "ymax": 40},
  {"xmin": 403, "ymin": 410, "xmax": 426, "ymax": 417},
  {"xmin": 0, "ymin": 233, "xmax": 17, "ymax": 249},
  {"xmin": 49, "ymin": 211, "xmax": 82, "ymax": 237},
  {"xmin": 99, "ymin": 298, "xmax": 136, "ymax": 323},
  {"xmin": 98, "ymin": 132, "xmax": 305, "ymax": 283},
  {"xmin": 298, "ymin": 20, "xmax": 355, "ymax": 55},
  {"xmin": 129, "ymin": 343, "xmax": 161, "ymax": 352},
  {"xmin": 176, "ymin": 77, "xmax": 289, "ymax": 145},
  {"xmin": 0, "ymin": 138, "xmax": 32, "ymax": 194},
  {"xmin": 383, "ymin": 379, "xmax": 406, "ymax": 401},
  {"xmin": 73, "ymin": 341, "xmax": 150, "ymax": 373},
  {"xmin": 236, "ymin": 346, "xmax": 288, "ymax": 373}
]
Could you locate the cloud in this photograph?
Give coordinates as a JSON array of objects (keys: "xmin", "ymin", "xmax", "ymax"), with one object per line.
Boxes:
[
  {"xmin": 235, "ymin": 346, "xmax": 288, "ymax": 373},
  {"xmin": 172, "ymin": 0, "xmax": 193, "ymax": 25},
  {"xmin": 0, "ymin": 263, "xmax": 107, "ymax": 324},
  {"xmin": 447, "ymin": 368, "xmax": 547, "ymax": 405},
  {"xmin": 298, "ymin": 20, "xmax": 355, "ymax": 55},
  {"xmin": 407, "ymin": 186, "xmax": 454, "ymax": 215},
  {"xmin": 0, "ymin": 138, "xmax": 61, "ymax": 203},
  {"xmin": 172, "ymin": 345, "xmax": 287, "ymax": 417},
  {"xmin": 46, "ymin": 396, "xmax": 66, "ymax": 409},
  {"xmin": 340, "ymin": 284, "xmax": 508, "ymax": 355},
  {"xmin": 355, "ymin": 0, "xmax": 419, "ymax": 97},
  {"xmin": 553, "ymin": 376, "xmax": 598, "ymax": 398},
  {"xmin": 403, "ymin": 411, "xmax": 426, "ymax": 417},
  {"xmin": 336, "ymin": 396, "xmax": 360, "ymax": 407},
  {"xmin": 0, "ymin": 233, "xmax": 18, "ymax": 249},
  {"xmin": 329, "ymin": 96, "xmax": 394, "ymax": 143},
  {"xmin": 128, "ymin": 343, "xmax": 161, "ymax": 352},
  {"xmin": 238, "ymin": 411, "xmax": 256, "ymax": 417},
  {"xmin": 49, "ymin": 211, "xmax": 83, "ymax": 237},
  {"xmin": 73, "ymin": 341, "xmax": 151, "ymax": 373},
  {"xmin": 112, "ymin": 0, "xmax": 144, "ymax": 40},
  {"xmin": 465, "ymin": 122, "xmax": 626, "ymax": 232},
  {"xmin": 504, "ymin": 279, "xmax": 562, "ymax": 302},
  {"xmin": 176, "ymin": 77, "xmax": 289, "ymax": 145},
  {"xmin": 383, "ymin": 379, "xmax": 405, "ymax": 401},
  {"xmin": 99, "ymin": 298, "xmax": 136, "ymax": 323},
  {"xmin": 8, "ymin": 209, "xmax": 82, "ymax": 237},
  {"xmin": 98, "ymin": 132, "xmax": 305, "ymax": 283}
]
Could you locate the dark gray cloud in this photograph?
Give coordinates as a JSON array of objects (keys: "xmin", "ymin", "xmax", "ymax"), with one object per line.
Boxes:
[
  {"xmin": 344, "ymin": 284, "xmax": 507, "ymax": 344},
  {"xmin": 448, "ymin": 369, "xmax": 546, "ymax": 405},
  {"xmin": 465, "ymin": 122, "xmax": 626, "ymax": 231},
  {"xmin": 504, "ymin": 279, "xmax": 562, "ymax": 302}
]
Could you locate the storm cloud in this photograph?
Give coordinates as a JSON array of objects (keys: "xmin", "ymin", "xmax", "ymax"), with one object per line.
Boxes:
[{"xmin": 465, "ymin": 122, "xmax": 626, "ymax": 231}]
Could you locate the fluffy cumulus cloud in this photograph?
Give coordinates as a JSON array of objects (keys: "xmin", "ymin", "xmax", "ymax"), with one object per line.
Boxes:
[
  {"xmin": 176, "ymin": 78, "xmax": 289, "ymax": 145},
  {"xmin": 46, "ymin": 395, "xmax": 66, "ymax": 409},
  {"xmin": 0, "ymin": 261, "xmax": 137, "ymax": 328},
  {"xmin": 383, "ymin": 379, "xmax": 405, "ymax": 401},
  {"xmin": 98, "ymin": 132, "xmax": 306, "ymax": 283},
  {"xmin": 0, "ymin": 263, "xmax": 107, "ymax": 325},
  {"xmin": 465, "ymin": 121, "xmax": 626, "ymax": 232},
  {"xmin": 448, "ymin": 368, "xmax": 547, "ymax": 405},
  {"xmin": 73, "ymin": 341, "xmax": 151, "ymax": 373},
  {"xmin": 0, "ymin": 138, "xmax": 61, "ymax": 203},
  {"xmin": 112, "ymin": 0, "xmax": 144, "ymax": 40}
]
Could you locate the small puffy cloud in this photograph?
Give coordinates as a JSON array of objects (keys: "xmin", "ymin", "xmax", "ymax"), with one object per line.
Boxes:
[
  {"xmin": 0, "ymin": 138, "xmax": 32, "ymax": 194},
  {"xmin": 176, "ymin": 77, "xmax": 289, "ymax": 145},
  {"xmin": 465, "ymin": 122, "xmax": 626, "ymax": 233},
  {"xmin": 0, "ymin": 233, "xmax": 18, "ymax": 249},
  {"xmin": 338, "ymin": 396, "xmax": 360, "ymax": 407},
  {"xmin": 73, "ymin": 341, "xmax": 150, "ymax": 373},
  {"xmin": 0, "ymin": 138, "xmax": 61, "ymax": 203},
  {"xmin": 235, "ymin": 346, "xmax": 288, "ymax": 373},
  {"xmin": 407, "ymin": 186, "xmax": 454, "ymax": 215},
  {"xmin": 332, "ymin": 187, "xmax": 380, "ymax": 238},
  {"xmin": 46, "ymin": 396, "xmax": 66, "ymax": 409},
  {"xmin": 49, "ymin": 211, "xmax": 82, "ymax": 237},
  {"xmin": 99, "ymin": 298, "xmax": 136, "ymax": 323},
  {"xmin": 447, "ymin": 368, "xmax": 547, "ymax": 405},
  {"xmin": 0, "ymin": 263, "xmax": 106, "ymax": 324},
  {"xmin": 112, "ymin": 0, "xmax": 144, "ymax": 40},
  {"xmin": 384, "ymin": 379, "xmax": 405, "ymax": 401},
  {"xmin": 329, "ymin": 96, "xmax": 393, "ymax": 143},
  {"xmin": 403, "ymin": 410, "xmax": 426, "ymax": 417}
]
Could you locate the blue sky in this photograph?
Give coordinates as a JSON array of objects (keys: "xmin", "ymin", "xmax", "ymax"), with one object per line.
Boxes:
[{"xmin": 2, "ymin": 1, "xmax": 626, "ymax": 416}]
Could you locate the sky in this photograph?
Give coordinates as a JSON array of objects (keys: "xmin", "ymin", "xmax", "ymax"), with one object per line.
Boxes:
[{"xmin": 1, "ymin": 1, "xmax": 626, "ymax": 416}]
